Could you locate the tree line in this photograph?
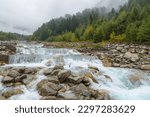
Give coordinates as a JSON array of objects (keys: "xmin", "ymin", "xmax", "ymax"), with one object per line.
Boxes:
[{"xmin": 31, "ymin": 0, "xmax": 150, "ymax": 44}]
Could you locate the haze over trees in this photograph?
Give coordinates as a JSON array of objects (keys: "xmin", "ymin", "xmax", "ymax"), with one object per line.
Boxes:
[{"xmin": 31, "ymin": 0, "xmax": 150, "ymax": 44}]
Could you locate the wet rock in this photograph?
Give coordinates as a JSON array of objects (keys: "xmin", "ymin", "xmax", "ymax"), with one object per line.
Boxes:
[
  {"xmin": 2, "ymin": 76, "xmax": 15, "ymax": 84},
  {"xmin": 24, "ymin": 68, "xmax": 35, "ymax": 74},
  {"xmin": 43, "ymin": 68, "xmax": 53, "ymax": 76},
  {"xmin": 96, "ymin": 89, "xmax": 110, "ymax": 100},
  {"xmin": 7, "ymin": 70, "xmax": 20, "ymax": 78},
  {"xmin": 40, "ymin": 96, "xmax": 57, "ymax": 100},
  {"xmin": 0, "ymin": 55, "xmax": 9, "ymax": 64},
  {"xmin": 51, "ymin": 69, "xmax": 61, "ymax": 76},
  {"xmin": 104, "ymin": 75, "xmax": 113, "ymax": 82},
  {"xmin": 45, "ymin": 60, "xmax": 53, "ymax": 66},
  {"xmin": 58, "ymin": 91, "xmax": 78, "ymax": 100},
  {"xmin": 129, "ymin": 75, "xmax": 143, "ymax": 86},
  {"xmin": 53, "ymin": 65, "xmax": 64, "ymax": 70},
  {"xmin": 141, "ymin": 65, "xmax": 150, "ymax": 70},
  {"xmin": 37, "ymin": 79, "xmax": 49, "ymax": 90},
  {"xmin": 58, "ymin": 70, "xmax": 71, "ymax": 83},
  {"xmin": 2, "ymin": 89, "xmax": 24, "ymax": 98},
  {"xmin": 22, "ymin": 75, "xmax": 36, "ymax": 85},
  {"xmin": 15, "ymin": 74, "xmax": 27, "ymax": 82},
  {"xmin": 47, "ymin": 76, "xmax": 59, "ymax": 84},
  {"xmin": 74, "ymin": 83, "xmax": 88, "ymax": 94},
  {"xmin": 84, "ymin": 72, "xmax": 99, "ymax": 84},
  {"xmin": 67, "ymin": 75, "xmax": 83, "ymax": 84},
  {"xmin": 38, "ymin": 82, "xmax": 61, "ymax": 96},
  {"xmin": 0, "ymin": 95, "xmax": 6, "ymax": 100}
]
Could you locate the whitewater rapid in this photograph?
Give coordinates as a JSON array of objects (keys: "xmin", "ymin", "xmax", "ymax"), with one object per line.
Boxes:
[{"xmin": 1, "ymin": 43, "xmax": 150, "ymax": 100}]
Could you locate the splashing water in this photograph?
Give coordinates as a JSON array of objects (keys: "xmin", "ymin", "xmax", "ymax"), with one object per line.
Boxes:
[{"xmin": 1, "ymin": 43, "xmax": 150, "ymax": 100}]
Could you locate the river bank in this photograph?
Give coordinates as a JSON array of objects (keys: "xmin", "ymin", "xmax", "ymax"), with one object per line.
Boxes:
[{"xmin": 43, "ymin": 42, "xmax": 150, "ymax": 71}]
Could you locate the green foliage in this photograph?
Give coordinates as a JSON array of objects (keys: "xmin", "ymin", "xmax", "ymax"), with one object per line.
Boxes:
[
  {"xmin": 93, "ymin": 26, "xmax": 105, "ymax": 42},
  {"xmin": 31, "ymin": 0, "xmax": 150, "ymax": 44},
  {"xmin": 137, "ymin": 15, "xmax": 150, "ymax": 43},
  {"xmin": 82, "ymin": 25, "xmax": 94, "ymax": 40},
  {"xmin": 125, "ymin": 23, "xmax": 138, "ymax": 42}
]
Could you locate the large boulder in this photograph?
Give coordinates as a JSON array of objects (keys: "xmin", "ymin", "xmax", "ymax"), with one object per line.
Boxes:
[
  {"xmin": 58, "ymin": 70, "xmax": 71, "ymax": 82},
  {"xmin": 38, "ymin": 82, "xmax": 61, "ymax": 96}
]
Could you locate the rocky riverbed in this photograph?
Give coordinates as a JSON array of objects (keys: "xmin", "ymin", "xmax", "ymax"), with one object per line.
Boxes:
[{"xmin": 0, "ymin": 42, "xmax": 150, "ymax": 100}]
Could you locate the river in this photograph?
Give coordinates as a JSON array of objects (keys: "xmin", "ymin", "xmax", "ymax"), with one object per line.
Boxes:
[{"xmin": 0, "ymin": 43, "xmax": 150, "ymax": 100}]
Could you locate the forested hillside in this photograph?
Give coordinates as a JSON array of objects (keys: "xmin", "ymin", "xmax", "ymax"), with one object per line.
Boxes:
[
  {"xmin": 32, "ymin": 0, "xmax": 150, "ymax": 44},
  {"xmin": 0, "ymin": 31, "xmax": 27, "ymax": 41}
]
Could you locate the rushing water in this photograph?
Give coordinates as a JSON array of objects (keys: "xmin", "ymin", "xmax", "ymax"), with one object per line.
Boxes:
[{"xmin": 1, "ymin": 43, "xmax": 150, "ymax": 100}]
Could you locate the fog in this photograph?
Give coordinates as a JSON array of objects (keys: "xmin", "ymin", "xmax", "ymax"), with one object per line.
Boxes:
[{"xmin": 0, "ymin": 0, "xmax": 128, "ymax": 35}]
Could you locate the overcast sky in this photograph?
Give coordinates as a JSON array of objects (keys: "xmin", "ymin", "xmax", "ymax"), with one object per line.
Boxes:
[{"xmin": 0, "ymin": 0, "xmax": 128, "ymax": 35}]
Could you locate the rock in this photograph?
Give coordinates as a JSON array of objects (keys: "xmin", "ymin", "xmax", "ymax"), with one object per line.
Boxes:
[
  {"xmin": 51, "ymin": 69, "xmax": 61, "ymax": 76},
  {"xmin": 38, "ymin": 82, "xmax": 60, "ymax": 96},
  {"xmin": 43, "ymin": 68, "xmax": 53, "ymax": 76},
  {"xmin": 40, "ymin": 96, "xmax": 57, "ymax": 100},
  {"xmin": 15, "ymin": 74, "xmax": 27, "ymax": 82},
  {"xmin": 141, "ymin": 65, "xmax": 150, "ymax": 70},
  {"xmin": 2, "ymin": 89, "xmax": 24, "ymax": 98},
  {"xmin": 74, "ymin": 83, "xmax": 88, "ymax": 94},
  {"xmin": 58, "ymin": 70, "xmax": 71, "ymax": 83},
  {"xmin": 58, "ymin": 91, "xmax": 78, "ymax": 100},
  {"xmin": 129, "ymin": 75, "xmax": 143, "ymax": 86},
  {"xmin": 53, "ymin": 65, "xmax": 64, "ymax": 70},
  {"xmin": 2, "ymin": 76, "xmax": 15, "ymax": 84},
  {"xmin": 82, "ymin": 77, "xmax": 90, "ymax": 85},
  {"xmin": 113, "ymin": 63, "xmax": 120, "ymax": 67},
  {"xmin": 47, "ymin": 76, "xmax": 59, "ymax": 84},
  {"xmin": 24, "ymin": 68, "xmax": 35, "ymax": 74},
  {"xmin": 22, "ymin": 75, "xmax": 36, "ymax": 85},
  {"xmin": 45, "ymin": 60, "xmax": 53, "ymax": 66},
  {"xmin": 104, "ymin": 75, "xmax": 113, "ymax": 82},
  {"xmin": 97, "ymin": 89, "xmax": 110, "ymax": 100},
  {"xmin": 7, "ymin": 70, "xmax": 20, "ymax": 78},
  {"xmin": 102, "ymin": 58, "xmax": 112, "ymax": 67},
  {"xmin": 0, "ymin": 55, "xmax": 9, "ymax": 64},
  {"xmin": 67, "ymin": 75, "xmax": 83, "ymax": 84},
  {"xmin": 88, "ymin": 66, "xmax": 99, "ymax": 71},
  {"xmin": 128, "ymin": 48, "xmax": 135, "ymax": 53},
  {"xmin": 0, "ymin": 95, "xmax": 6, "ymax": 100},
  {"xmin": 84, "ymin": 72, "xmax": 99, "ymax": 84},
  {"xmin": 17, "ymin": 68, "xmax": 25, "ymax": 73},
  {"xmin": 116, "ymin": 46, "xmax": 123, "ymax": 51},
  {"xmin": 37, "ymin": 79, "xmax": 49, "ymax": 90},
  {"xmin": 124, "ymin": 52, "xmax": 139, "ymax": 62}
]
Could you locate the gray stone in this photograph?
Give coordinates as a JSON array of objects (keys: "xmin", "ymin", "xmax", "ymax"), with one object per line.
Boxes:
[
  {"xmin": 58, "ymin": 70, "xmax": 71, "ymax": 82},
  {"xmin": 7, "ymin": 70, "xmax": 20, "ymax": 78},
  {"xmin": 38, "ymin": 82, "xmax": 60, "ymax": 96},
  {"xmin": 141, "ymin": 65, "xmax": 150, "ymax": 70},
  {"xmin": 2, "ymin": 76, "xmax": 15, "ymax": 84}
]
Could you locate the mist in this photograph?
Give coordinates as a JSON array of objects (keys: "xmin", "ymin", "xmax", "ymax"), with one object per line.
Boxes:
[{"xmin": 0, "ymin": 0, "xmax": 128, "ymax": 35}]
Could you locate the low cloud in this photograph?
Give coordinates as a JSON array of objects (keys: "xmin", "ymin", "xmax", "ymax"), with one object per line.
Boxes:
[{"xmin": 0, "ymin": 0, "xmax": 128, "ymax": 35}]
